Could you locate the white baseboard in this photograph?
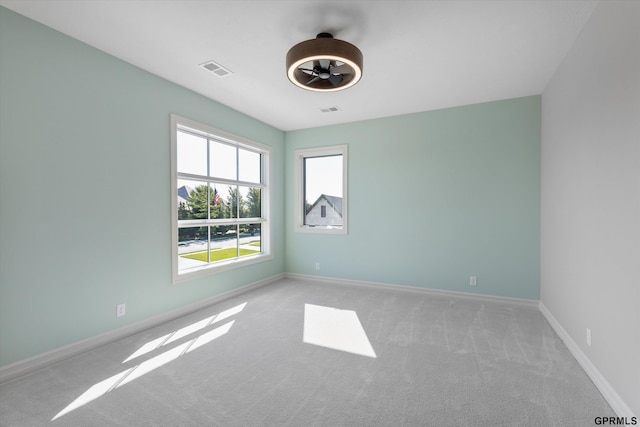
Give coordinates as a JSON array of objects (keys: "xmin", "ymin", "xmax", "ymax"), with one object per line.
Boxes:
[
  {"xmin": 539, "ymin": 301, "xmax": 636, "ymax": 418},
  {"xmin": 0, "ymin": 273, "xmax": 284, "ymax": 384},
  {"xmin": 284, "ymin": 272, "xmax": 539, "ymax": 307}
]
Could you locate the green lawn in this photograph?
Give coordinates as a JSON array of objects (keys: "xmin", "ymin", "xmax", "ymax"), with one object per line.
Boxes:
[{"xmin": 181, "ymin": 247, "xmax": 258, "ymax": 262}]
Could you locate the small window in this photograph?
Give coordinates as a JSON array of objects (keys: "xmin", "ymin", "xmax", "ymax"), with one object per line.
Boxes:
[
  {"xmin": 294, "ymin": 145, "xmax": 348, "ymax": 234},
  {"xmin": 171, "ymin": 114, "xmax": 272, "ymax": 283}
]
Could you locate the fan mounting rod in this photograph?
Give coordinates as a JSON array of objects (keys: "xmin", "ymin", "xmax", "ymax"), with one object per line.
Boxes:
[{"xmin": 286, "ymin": 33, "xmax": 363, "ymax": 92}]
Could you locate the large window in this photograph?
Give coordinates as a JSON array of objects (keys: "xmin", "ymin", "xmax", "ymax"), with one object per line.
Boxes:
[
  {"xmin": 294, "ymin": 145, "xmax": 348, "ymax": 234},
  {"xmin": 171, "ymin": 115, "xmax": 271, "ymax": 283}
]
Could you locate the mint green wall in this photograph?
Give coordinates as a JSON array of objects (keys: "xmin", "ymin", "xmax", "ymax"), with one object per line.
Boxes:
[
  {"xmin": 0, "ymin": 8, "xmax": 285, "ymax": 367},
  {"xmin": 285, "ymin": 96, "xmax": 541, "ymax": 300}
]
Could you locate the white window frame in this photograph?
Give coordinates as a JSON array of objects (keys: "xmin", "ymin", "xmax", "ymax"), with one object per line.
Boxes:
[
  {"xmin": 294, "ymin": 144, "xmax": 348, "ymax": 234},
  {"xmin": 170, "ymin": 114, "xmax": 272, "ymax": 283}
]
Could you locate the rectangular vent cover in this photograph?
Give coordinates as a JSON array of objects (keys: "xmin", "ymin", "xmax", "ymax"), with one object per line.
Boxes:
[
  {"xmin": 200, "ymin": 61, "xmax": 232, "ymax": 77},
  {"xmin": 320, "ymin": 106, "xmax": 341, "ymax": 113}
]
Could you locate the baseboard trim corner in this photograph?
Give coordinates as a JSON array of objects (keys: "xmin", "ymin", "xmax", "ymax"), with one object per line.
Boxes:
[
  {"xmin": 0, "ymin": 273, "xmax": 284, "ymax": 384},
  {"xmin": 539, "ymin": 301, "xmax": 636, "ymax": 418}
]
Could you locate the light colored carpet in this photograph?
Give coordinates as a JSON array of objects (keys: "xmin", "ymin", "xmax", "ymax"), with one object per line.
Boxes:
[{"xmin": 0, "ymin": 277, "xmax": 614, "ymax": 426}]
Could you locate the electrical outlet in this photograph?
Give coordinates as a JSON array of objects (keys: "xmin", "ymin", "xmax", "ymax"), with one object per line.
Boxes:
[
  {"xmin": 586, "ymin": 328, "xmax": 592, "ymax": 347},
  {"xmin": 315, "ymin": 262, "xmax": 320, "ymax": 271},
  {"xmin": 470, "ymin": 276, "xmax": 478, "ymax": 286},
  {"xmin": 116, "ymin": 303, "xmax": 126, "ymax": 317}
]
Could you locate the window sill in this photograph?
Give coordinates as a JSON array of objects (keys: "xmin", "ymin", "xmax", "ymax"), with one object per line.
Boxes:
[
  {"xmin": 294, "ymin": 225, "xmax": 347, "ymax": 235},
  {"xmin": 173, "ymin": 253, "xmax": 273, "ymax": 284}
]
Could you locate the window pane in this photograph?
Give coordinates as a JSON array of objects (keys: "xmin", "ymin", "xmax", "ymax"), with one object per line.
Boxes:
[
  {"xmin": 239, "ymin": 186, "xmax": 261, "ymax": 218},
  {"xmin": 209, "ymin": 183, "xmax": 225, "ymax": 219},
  {"xmin": 210, "ymin": 224, "xmax": 226, "ymax": 243},
  {"xmin": 208, "ymin": 225, "xmax": 235, "ymax": 262},
  {"xmin": 221, "ymin": 185, "xmax": 239, "ymax": 219},
  {"xmin": 240, "ymin": 223, "xmax": 261, "ymax": 257},
  {"xmin": 304, "ymin": 155, "xmax": 343, "ymax": 227},
  {"xmin": 177, "ymin": 131, "xmax": 207, "ymax": 176},
  {"xmin": 177, "ymin": 179, "xmax": 210, "ymax": 220},
  {"xmin": 211, "ymin": 225, "xmax": 239, "ymax": 262},
  {"xmin": 239, "ymin": 149, "xmax": 261, "ymax": 183},
  {"xmin": 210, "ymin": 140, "xmax": 236, "ymax": 180},
  {"xmin": 178, "ymin": 226, "xmax": 209, "ymax": 271}
]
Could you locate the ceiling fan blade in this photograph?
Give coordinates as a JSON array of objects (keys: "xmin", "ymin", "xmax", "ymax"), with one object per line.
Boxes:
[
  {"xmin": 331, "ymin": 64, "xmax": 352, "ymax": 75},
  {"xmin": 307, "ymin": 76, "xmax": 320, "ymax": 85},
  {"xmin": 298, "ymin": 67, "xmax": 317, "ymax": 75},
  {"xmin": 329, "ymin": 74, "xmax": 343, "ymax": 86},
  {"xmin": 319, "ymin": 59, "xmax": 330, "ymax": 70}
]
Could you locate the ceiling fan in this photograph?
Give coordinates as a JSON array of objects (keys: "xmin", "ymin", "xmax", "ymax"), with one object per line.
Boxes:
[{"xmin": 286, "ymin": 33, "xmax": 363, "ymax": 92}]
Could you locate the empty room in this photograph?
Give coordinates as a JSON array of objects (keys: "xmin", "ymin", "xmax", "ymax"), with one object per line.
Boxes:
[{"xmin": 0, "ymin": 1, "xmax": 637, "ymax": 426}]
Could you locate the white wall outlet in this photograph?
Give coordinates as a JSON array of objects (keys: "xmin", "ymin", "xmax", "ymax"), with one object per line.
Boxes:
[
  {"xmin": 315, "ymin": 262, "xmax": 320, "ymax": 271},
  {"xmin": 470, "ymin": 276, "xmax": 478, "ymax": 286},
  {"xmin": 116, "ymin": 303, "xmax": 126, "ymax": 317},
  {"xmin": 586, "ymin": 328, "xmax": 592, "ymax": 346}
]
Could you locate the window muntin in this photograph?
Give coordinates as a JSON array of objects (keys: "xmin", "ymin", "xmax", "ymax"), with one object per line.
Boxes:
[
  {"xmin": 294, "ymin": 145, "xmax": 348, "ymax": 234},
  {"xmin": 171, "ymin": 115, "xmax": 271, "ymax": 283}
]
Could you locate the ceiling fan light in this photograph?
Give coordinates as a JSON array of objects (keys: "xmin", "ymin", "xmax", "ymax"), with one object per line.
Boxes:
[{"xmin": 286, "ymin": 34, "xmax": 363, "ymax": 92}]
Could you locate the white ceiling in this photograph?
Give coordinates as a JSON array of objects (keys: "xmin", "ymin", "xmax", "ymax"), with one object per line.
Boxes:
[{"xmin": 1, "ymin": 0, "xmax": 599, "ymax": 131}]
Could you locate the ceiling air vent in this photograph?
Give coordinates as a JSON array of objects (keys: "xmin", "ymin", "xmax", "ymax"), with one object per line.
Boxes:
[
  {"xmin": 320, "ymin": 106, "xmax": 341, "ymax": 113},
  {"xmin": 200, "ymin": 60, "xmax": 233, "ymax": 77}
]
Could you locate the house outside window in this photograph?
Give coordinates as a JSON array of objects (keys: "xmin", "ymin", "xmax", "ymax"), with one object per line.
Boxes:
[
  {"xmin": 170, "ymin": 114, "xmax": 271, "ymax": 283},
  {"xmin": 294, "ymin": 145, "xmax": 348, "ymax": 234},
  {"xmin": 307, "ymin": 196, "xmax": 342, "ymax": 225}
]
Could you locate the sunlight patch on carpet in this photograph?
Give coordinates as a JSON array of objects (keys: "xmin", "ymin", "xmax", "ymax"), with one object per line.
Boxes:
[
  {"xmin": 52, "ymin": 302, "xmax": 247, "ymax": 421},
  {"xmin": 123, "ymin": 302, "xmax": 246, "ymax": 363},
  {"xmin": 303, "ymin": 304, "xmax": 376, "ymax": 358}
]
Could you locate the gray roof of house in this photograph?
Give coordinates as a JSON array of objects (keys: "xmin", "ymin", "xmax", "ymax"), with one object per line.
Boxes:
[
  {"xmin": 177, "ymin": 185, "xmax": 194, "ymax": 206},
  {"xmin": 311, "ymin": 194, "xmax": 342, "ymax": 216}
]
